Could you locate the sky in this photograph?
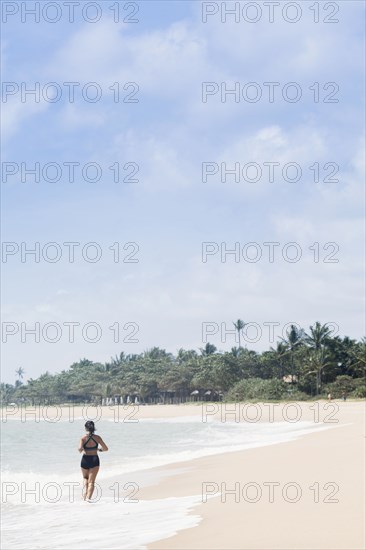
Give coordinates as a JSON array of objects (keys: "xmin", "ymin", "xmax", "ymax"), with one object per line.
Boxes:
[{"xmin": 1, "ymin": 0, "xmax": 365, "ymax": 384}]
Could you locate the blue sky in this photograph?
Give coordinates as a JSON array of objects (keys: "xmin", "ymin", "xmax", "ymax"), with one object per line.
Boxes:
[{"xmin": 1, "ymin": 1, "xmax": 365, "ymax": 383}]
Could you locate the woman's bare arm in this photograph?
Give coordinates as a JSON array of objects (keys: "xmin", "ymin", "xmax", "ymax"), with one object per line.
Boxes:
[
  {"xmin": 97, "ymin": 436, "xmax": 108, "ymax": 452},
  {"xmin": 78, "ymin": 437, "xmax": 84, "ymax": 453}
]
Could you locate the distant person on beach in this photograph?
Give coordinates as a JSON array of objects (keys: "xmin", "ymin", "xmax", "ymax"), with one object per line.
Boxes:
[
  {"xmin": 327, "ymin": 393, "xmax": 333, "ymax": 401},
  {"xmin": 342, "ymin": 392, "xmax": 347, "ymax": 401},
  {"xmin": 78, "ymin": 420, "xmax": 108, "ymax": 501}
]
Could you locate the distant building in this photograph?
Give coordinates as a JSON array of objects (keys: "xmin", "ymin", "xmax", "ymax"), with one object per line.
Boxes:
[{"xmin": 282, "ymin": 375, "xmax": 298, "ymax": 384}]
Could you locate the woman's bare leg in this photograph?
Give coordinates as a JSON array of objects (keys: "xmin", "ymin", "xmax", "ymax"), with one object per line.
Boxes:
[
  {"xmin": 81, "ymin": 468, "xmax": 89, "ymax": 500},
  {"xmin": 86, "ymin": 467, "xmax": 100, "ymax": 500}
]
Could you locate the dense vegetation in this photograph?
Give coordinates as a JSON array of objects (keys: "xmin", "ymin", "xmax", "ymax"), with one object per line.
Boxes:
[{"xmin": 1, "ymin": 322, "xmax": 365, "ymax": 405}]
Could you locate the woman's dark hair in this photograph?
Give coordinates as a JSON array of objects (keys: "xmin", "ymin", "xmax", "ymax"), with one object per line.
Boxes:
[{"xmin": 85, "ymin": 420, "xmax": 96, "ymax": 434}]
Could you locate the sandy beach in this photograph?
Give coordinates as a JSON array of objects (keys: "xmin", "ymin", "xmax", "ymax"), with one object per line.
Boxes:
[
  {"xmin": 2, "ymin": 401, "xmax": 365, "ymax": 549},
  {"xmin": 140, "ymin": 401, "xmax": 365, "ymax": 550}
]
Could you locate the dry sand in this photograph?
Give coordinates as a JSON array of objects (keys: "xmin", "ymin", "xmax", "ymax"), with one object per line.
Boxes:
[{"xmin": 142, "ymin": 401, "xmax": 366, "ymax": 550}]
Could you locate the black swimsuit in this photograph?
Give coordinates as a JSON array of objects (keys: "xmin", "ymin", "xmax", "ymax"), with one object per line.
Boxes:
[{"xmin": 81, "ymin": 435, "xmax": 100, "ymax": 469}]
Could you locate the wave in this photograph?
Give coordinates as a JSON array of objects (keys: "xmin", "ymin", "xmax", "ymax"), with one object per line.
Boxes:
[
  {"xmin": 1, "ymin": 421, "xmax": 335, "ymax": 489},
  {"xmin": 2, "ymin": 493, "xmax": 210, "ymax": 549}
]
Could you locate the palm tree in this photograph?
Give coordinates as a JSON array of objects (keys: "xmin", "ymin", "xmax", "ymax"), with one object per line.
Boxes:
[
  {"xmin": 233, "ymin": 319, "xmax": 246, "ymax": 348},
  {"xmin": 305, "ymin": 322, "xmax": 332, "ymax": 350},
  {"xmin": 281, "ymin": 325, "xmax": 305, "ymax": 383},
  {"xmin": 350, "ymin": 337, "xmax": 366, "ymax": 374},
  {"xmin": 305, "ymin": 323, "xmax": 333, "ymax": 394},
  {"xmin": 176, "ymin": 348, "xmax": 198, "ymax": 364},
  {"xmin": 0, "ymin": 383, "xmax": 16, "ymax": 404},
  {"xmin": 200, "ymin": 343, "xmax": 217, "ymax": 356},
  {"xmin": 15, "ymin": 367, "xmax": 24, "ymax": 384},
  {"xmin": 306, "ymin": 350, "xmax": 332, "ymax": 394},
  {"xmin": 230, "ymin": 347, "xmax": 241, "ymax": 358},
  {"xmin": 270, "ymin": 341, "xmax": 288, "ymax": 378}
]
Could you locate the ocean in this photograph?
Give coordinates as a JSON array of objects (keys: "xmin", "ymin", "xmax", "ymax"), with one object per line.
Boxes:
[{"xmin": 1, "ymin": 411, "xmax": 331, "ymax": 549}]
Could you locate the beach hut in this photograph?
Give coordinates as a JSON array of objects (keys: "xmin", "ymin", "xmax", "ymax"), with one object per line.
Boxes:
[
  {"xmin": 204, "ymin": 390, "xmax": 212, "ymax": 401},
  {"xmin": 282, "ymin": 375, "xmax": 298, "ymax": 384}
]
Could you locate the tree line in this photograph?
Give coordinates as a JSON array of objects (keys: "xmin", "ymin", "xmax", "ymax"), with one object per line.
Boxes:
[{"xmin": 1, "ymin": 322, "xmax": 365, "ymax": 405}]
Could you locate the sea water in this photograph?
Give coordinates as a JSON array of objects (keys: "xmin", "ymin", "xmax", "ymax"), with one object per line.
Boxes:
[{"xmin": 1, "ymin": 414, "xmax": 332, "ymax": 549}]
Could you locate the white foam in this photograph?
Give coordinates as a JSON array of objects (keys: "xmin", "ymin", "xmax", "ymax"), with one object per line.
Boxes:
[{"xmin": 2, "ymin": 494, "xmax": 206, "ymax": 549}]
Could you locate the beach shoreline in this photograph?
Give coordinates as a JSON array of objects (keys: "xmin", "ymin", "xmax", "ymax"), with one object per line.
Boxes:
[
  {"xmin": 0, "ymin": 398, "xmax": 358, "ymax": 423},
  {"xmin": 135, "ymin": 401, "xmax": 364, "ymax": 550},
  {"xmin": 2, "ymin": 401, "xmax": 365, "ymax": 549}
]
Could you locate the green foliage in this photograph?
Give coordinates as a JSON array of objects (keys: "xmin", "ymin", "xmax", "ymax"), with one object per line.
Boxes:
[
  {"xmin": 3, "ymin": 325, "xmax": 365, "ymax": 405},
  {"xmin": 283, "ymin": 390, "xmax": 310, "ymax": 401},
  {"xmin": 353, "ymin": 386, "xmax": 366, "ymax": 398},
  {"xmin": 324, "ymin": 375, "xmax": 366, "ymax": 398},
  {"xmin": 225, "ymin": 378, "xmax": 288, "ymax": 401}
]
